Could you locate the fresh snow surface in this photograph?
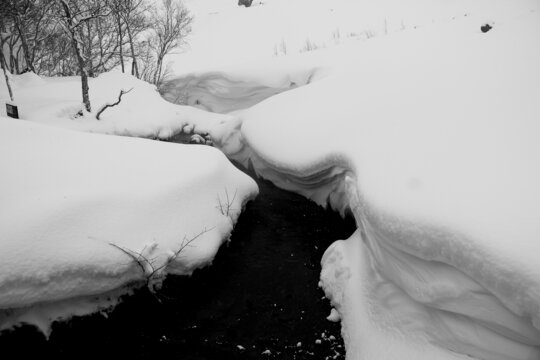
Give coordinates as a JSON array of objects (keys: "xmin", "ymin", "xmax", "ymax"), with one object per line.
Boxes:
[
  {"xmin": 163, "ymin": 0, "xmax": 540, "ymax": 114},
  {"xmin": 173, "ymin": 0, "xmax": 539, "ymax": 76},
  {"xmin": 0, "ymin": 71, "xmax": 227, "ymax": 140},
  {"xmin": 0, "ymin": 118, "xmax": 257, "ymax": 333},
  {"xmin": 178, "ymin": 3, "xmax": 539, "ymax": 360},
  {"xmin": 1, "ymin": 0, "xmax": 540, "ymax": 359}
]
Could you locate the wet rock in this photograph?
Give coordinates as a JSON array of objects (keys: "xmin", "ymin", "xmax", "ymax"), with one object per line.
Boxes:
[
  {"xmin": 481, "ymin": 23, "xmax": 493, "ymax": 33},
  {"xmin": 238, "ymin": 0, "xmax": 253, "ymax": 7}
]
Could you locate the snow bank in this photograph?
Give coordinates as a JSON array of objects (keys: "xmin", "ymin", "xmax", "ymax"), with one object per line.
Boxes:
[
  {"xmin": 0, "ymin": 118, "xmax": 258, "ymax": 333},
  {"xmin": 207, "ymin": 6, "xmax": 540, "ymax": 360},
  {"xmin": 1, "ymin": 0, "xmax": 539, "ymax": 357},
  {"xmin": 0, "ymin": 71, "xmax": 228, "ymax": 141}
]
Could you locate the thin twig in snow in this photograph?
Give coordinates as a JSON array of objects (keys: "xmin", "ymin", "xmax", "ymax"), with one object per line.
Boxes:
[{"xmin": 96, "ymin": 87, "xmax": 133, "ymax": 120}]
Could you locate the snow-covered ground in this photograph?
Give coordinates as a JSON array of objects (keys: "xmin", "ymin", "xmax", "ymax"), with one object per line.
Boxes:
[
  {"xmin": 169, "ymin": 1, "xmax": 540, "ymax": 359},
  {"xmin": 0, "ymin": 71, "xmax": 229, "ymax": 140},
  {"xmin": 0, "ymin": 117, "xmax": 257, "ymax": 333},
  {"xmin": 1, "ymin": 0, "xmax": 540, "ymax": 359},
  {"xmin": 226, "ymin": 10, "xmax": 540, "ymax": 358}
]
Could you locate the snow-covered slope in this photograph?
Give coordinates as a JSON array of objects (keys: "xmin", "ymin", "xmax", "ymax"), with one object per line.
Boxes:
[
  {"xmin": 0, "ymin": 118, "xmax": 257, "ymax": 333},
  {"xmin": 172, "ymin": 0, "xmax": 539, "ymax": 75},
  {"xmin": 197, "ymin": 5, "xmax": 540, "ymax": 360},
  {"xmin": 1, "ymin": 0, "xmax": 539, "ymax": 358},
  {"xmin": 0, "ymin": 71, "xmax": 228, "ymax": 141}
]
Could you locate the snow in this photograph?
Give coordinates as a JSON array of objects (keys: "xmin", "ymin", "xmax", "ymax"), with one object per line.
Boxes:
[
  {"xmin": 0, "ymin": 71, "xmax": 228, "ymax": 141},
  {"xmin": 173, "ymin": 2, "xmax": 540, "ymax": 360},
  {"xmin": 173, "ymin": 0, "xmax": 539, "ymax": 76},
  {"xmin": 174, "ymin": 0, "xmax": 536, "ymax": 74},
  {"xmin": 1, "ymin": 0, "xmax": 540, "ymax": 358},
  {"xmin": 326, "ymin": 308, "xmax": 340, "ymax": 322},
  {"xmin": 0, "ymin": 118, "xmax": 257, "ymax": 333}
]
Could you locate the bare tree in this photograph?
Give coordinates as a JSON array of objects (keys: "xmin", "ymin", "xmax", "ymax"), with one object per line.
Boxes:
[
  {"xmin": 80, "ymin": 9, "xmax": 121, "ymax": 76},
  {"xmin": 0, "ymin": 0, "xmax": 194, "ymax": 105},
  {"xmin": 10, "ymin": 1, "xmax": 35, "ymax": 72},
  {"xmin": 56, "ymin": 0, "xmax": 110, "ymax": 113},
  {"xmin": 149, "ymin": 0, "xmax": 192, "ymax": 87},
  {"xmin": 26, "ymin": 1, "xmax": 57, "ymax": 73},
  {"xmin": 109, "ymin": 0, "xmax": 126, "ymax": 72},
  {"xmin": 109, "ymin": 0, "xmax": 149, "ymax": 78},
  {"xmin": 121, "ymin": 0, "xmax": 147, "ymax": 78},
  {"xmin": 0, "ymin": 2, "xmax": 15, "ymax": 101}
]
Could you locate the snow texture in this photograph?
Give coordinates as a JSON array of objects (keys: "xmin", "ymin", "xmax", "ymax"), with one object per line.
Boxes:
[
  {"xmin": 0, "ymin": 118, "xmax": 257, "ymax": 333},
  {"xmin": 0, "ymin": 71, "xmax": 227, "ymax": 141},
  {"xmin": 181, "ymin": 2, "xmax": 540, "ymax": 360},
  {"xmin": 1, "ymin": 0, "xmax": 540, "ymax": 359}
]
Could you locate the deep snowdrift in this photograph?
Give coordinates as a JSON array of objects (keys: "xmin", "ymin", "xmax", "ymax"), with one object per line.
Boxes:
[
  {"xmin": 206, "ymin": 8, "xmax": 540, "ymax": 360},
  {"xmin": 1, "ymin": 0, "xmax": 539, "ymax": 358},
  {"xmin": 0, "ymin": 118, "xmax": 258, "ymax": 333},
  {"xmin": 0, "ymin": 71, "xmax": 227, "ymax": 141}
]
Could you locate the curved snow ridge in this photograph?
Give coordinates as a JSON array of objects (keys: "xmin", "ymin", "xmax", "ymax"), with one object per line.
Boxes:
[
  {"xmin": 0, "ymin": 118, "xmax": 258, "ymax": 332},
  {"xmin": 220, "ymin": 125, "xmax": 540, "ymax": 359},
  {"xmin": 321, "ymin": 229, "xmax": 539, "ymax": 360},
  {"xmin": 219, "ymin": 121, "xmax": 356, "ymax": 215},
  {"xmin": 160, "ymin": 68, "xmax": 320, "ymax": 114},
  {"xmin": 212, "ymin": 10, "xmax": 540, "ymax": 359},
  {"xmin": 354, "ymin": 201, "xmax": 540, "ymax": 360}
]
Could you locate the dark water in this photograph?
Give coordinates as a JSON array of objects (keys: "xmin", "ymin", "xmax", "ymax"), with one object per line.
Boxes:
[{"xmin": 0, "ymin": 167, "xmax": 356, "ymax": 359}]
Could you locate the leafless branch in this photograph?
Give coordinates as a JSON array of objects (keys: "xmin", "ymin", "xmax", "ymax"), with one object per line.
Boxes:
[
  {"xmin": 216, "ymin": 189, "xmax": 238, "ymax": 218},
  {"xmin": 108, "ymin": 227, "xmax": 214, "ymax": 293},
  {"xmin": 96, "ymin": 87, "xmax": 133, "ymax": 120}
]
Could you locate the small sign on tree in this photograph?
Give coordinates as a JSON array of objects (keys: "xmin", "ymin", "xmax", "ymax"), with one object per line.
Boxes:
[{"xmin": 6, "ymin": 104, "xmax": 19, "ymax": 119}]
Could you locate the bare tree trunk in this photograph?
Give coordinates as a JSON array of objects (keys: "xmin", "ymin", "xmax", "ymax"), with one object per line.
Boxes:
[
  {"xmin": 14, "ymin": 18, "xmax": 35, "ymax": 73},
  {"xmin": 154, "ymin": 53, "xmax": 164, "ymax": 86},
  {"xmin": 74, "ymin": 38, "xmax": 91, "ymax": 112},
  {"xmin": 60, "ymin": 1, "xmax": 91, "ymax": 112},
  {"xmin": 0, "ymin": 43, "xmax": 14, "ymax": 101},
  {"xmin": 116, "ymin": 15, "xmax": 124, "ymax": 72},
  {"xmin": 0, "ymin": 15, "xmax": 14, "ymax": 101},
  {"xmin": 7, "ymin": 36, "xmax": 19, "ymax": 74},
  {"xmin": 85, "ymin": 21, "xmax": 94, "ymax": 78},
  {"xmin": 126, "ymin": 24, "xmax": 139, "ymax": 78}
]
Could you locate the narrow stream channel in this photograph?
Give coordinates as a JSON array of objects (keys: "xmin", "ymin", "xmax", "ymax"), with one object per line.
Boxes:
[{"xmin": 0, "ymin": 165, "xmax": 356, "ymax": 359}]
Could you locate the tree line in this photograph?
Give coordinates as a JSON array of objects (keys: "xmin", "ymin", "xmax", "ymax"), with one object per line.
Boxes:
[{"xmin": 0, "ymin": 0, "xmax": 192, "ymax": 112}]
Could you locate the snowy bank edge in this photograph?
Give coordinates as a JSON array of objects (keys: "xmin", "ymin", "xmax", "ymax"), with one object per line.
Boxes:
[
  {"xmin": 222, "ymin": 133, "xmax": 540, "ymax": 359},
  {"xmin": 0, "ymin": 119, "xmax": 259, "ymax": 335}
]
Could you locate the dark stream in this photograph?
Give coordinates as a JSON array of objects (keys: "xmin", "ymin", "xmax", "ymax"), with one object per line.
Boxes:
[{"xmin": 0, "ymin": 165, "xmax": 356, "ymax": 359}]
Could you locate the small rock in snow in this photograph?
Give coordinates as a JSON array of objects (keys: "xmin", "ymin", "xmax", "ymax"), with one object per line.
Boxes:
[
  {"xmin": 315, "ymin": 339, "xmax": 322, "ymax": 345},
  {"xmin": 480, "ymin": 23, "xmax": 493, "ymax": 33},
  {"xmin": 297, "ymin": 342, "xmax": 302, "ymax": 347},
  {"xmin": 262, "ymin": 350, "xmax": 272, "ymax": 355},
  {"xmin": 237, "ymin": 345, "xmax": 245, "ymax": 351}
]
